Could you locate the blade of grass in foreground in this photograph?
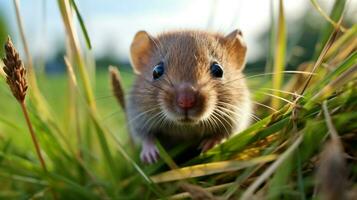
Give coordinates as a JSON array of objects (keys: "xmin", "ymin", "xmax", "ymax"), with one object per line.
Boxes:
[
  {"xmin": 65, "ymin": 59, "xmax": 166, "ymax": 198},
  {"xmin": 271, "ymin": 0, "xmax": 286, "ymax": 110},
  {"xmin": 311, "ymin": 64, "xmax": 357, "ymax": 103},
  {"xmin": 241, "ymin": 135, "xmax": 303, "ymax": 200},
  {"xmin": 265, "ymin": 0, "xmax": 275, "ymax": 73},
  {"xmin": 151, "ymin": 155, "xmax": 277, "ymax": 183},
  {"xmin": 13, "ymin": 0, "xmax": 56, "ymax": 124},
  {"xmin": 63, "ymin": 57, "xmax": 117, "ymax": 180},
  {"xmin": 310, "ymin": 0, "xmax": 346, "ymax": 32},
  {"xmin": 308, "ymin": 51, "xmax": 357, "ymax": 98},
  {"xmin": 69, "ymin": 0, "xmax": 92, "ymax": 49},
  {"xmin": 312, "ymin": 0, "xmax": 346, "ymax": 59},
  {"xmin": 299, "ymin": 27, "xmax": 339, "ymax": 96},
  {"xmin": 222, "ymin": 140, "xmax": 281, "ymax": 199},
  {"xmin": 205, "ymin": 115, "xmax": 290, "ymax": 160},
  {"xmin": 57, "ymin": 0, "xmax": 96, "ymax": 110},
  {"xmin": 325, "ymin": 24, "xmax": 357, "ymax": 60}
]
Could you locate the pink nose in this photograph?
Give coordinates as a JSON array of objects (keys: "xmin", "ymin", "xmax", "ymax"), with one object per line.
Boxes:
[{"xmin": 176, "ymin": 84, "xmax": 196, "ymax": 110}]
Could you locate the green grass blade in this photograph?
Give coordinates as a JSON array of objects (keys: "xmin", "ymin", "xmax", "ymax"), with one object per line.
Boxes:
[
  {"xmin": 155, "ymin": 140, "xmax": 178, "ymax": 169},
  {"xmin": 296, "ymin": 149, "xmax": 306, "ymax": 200},
  {"xmin": 265, "ymin": 0, "xmax": 275, "ymax": 73},
  {"xmin": 205, "ymin": 115, "xmax": 290, "ymax": 160},
  {"xmin": 70, "ymin": 0, "xmax": 92, "ymax": 49},
  {"xmin": 109, "ymin": 129, "xmax": 167, "ymax": 197},
  {"xmin": 241, "ymin": 135, "xmax": 303, "ymax": 200},
  {"xmin": 0, "ymin": 115, "xmax": 22, "ymax": 132},
  {"xmin": 49, "ymin": 173, "xmax": 98, "ymax": 199},
  {"xmin": 311, "ymin": 63, "xmax": 357, "ymax": 103},
  {"xmin": 310, "ymin": 0, "xmax": 346, "ymax": 32},
  {"xmin": 57, "ymin": 0, "xmax": 96, "ymax": 110},
  {"xmin": 151, "ymin": 155, "xmax": 277, "ymax": 183},
  {"xmin": 271, "ymin": 0, "xmax": 286, "ymax": 109},
  {"xmin": 312, "ymin": 0, "xmax": 346, "ymax": 59},
  {"xmin": 309, "ymin": 51, "xmax": 357, "ymax": 95},
  {"xmin": 325, "ymin": 24, "xmax": 357, "ymax": 60}
]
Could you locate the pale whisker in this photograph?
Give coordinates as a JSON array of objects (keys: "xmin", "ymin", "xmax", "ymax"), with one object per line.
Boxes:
[
  {"xmin": 260, "ymin": 88, "xmax": 305, "ymax": 99},
  {"xmin": 217, "ymin": 101, "xmax": 261, "ymax": 122},
  {"xmin": 128, "ymin": 106, "xmax": 161, "ymax": 126},
  {"xmin": 224, "ymin": 70, "xmax": 317, "ymax": 85},
  {"xmin": 214, "ymin": 107, "xmax": 235, "ymax": 130},
  {"xmin": 252, "ymin": 101, "xmax": 278, "ymax": 112},
  {"xmin": 258, "ymin": 91, "xmax": 295, "ymax": 106},
  {"xmin": 211, "ymin": 111, "xmax": 229, "ymax": 135}
]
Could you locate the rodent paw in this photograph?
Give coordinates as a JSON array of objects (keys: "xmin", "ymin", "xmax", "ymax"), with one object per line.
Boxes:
[{"xmin": 140, "ymin": 143, "xmax": 160, "ymax": 164}]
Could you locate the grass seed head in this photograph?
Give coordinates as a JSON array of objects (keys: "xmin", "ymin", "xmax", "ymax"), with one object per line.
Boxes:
[
  {"xmin": 2, "ymin": 36, "xmax": 28, "ymax": 103},
  {"xmin": 109, "ymin": 66, "xmax": 125, "ymax": 110}
]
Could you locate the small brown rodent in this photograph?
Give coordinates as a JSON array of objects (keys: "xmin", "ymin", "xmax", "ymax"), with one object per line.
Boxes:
[{"xmin": 127, "ymin": 29, "xmax": 252, "ymax": 163}]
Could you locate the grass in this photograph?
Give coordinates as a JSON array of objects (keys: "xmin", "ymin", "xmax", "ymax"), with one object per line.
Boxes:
[{"xmin": 0, "ymin": 0, "xmax": 356, "ymax": 199}]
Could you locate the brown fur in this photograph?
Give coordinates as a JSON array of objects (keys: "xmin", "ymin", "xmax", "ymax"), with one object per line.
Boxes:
[{"xmin": 127, "ymin": 29, "xmax": 252, "ymax": 150}]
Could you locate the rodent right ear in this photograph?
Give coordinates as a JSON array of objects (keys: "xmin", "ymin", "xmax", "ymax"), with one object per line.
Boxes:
[
  {"xmin": 221, "ymin": 29, "xmax": 247, "ymax": 71},
  {"xmin": 130, "ymin": 31, "xmax": 155, "ymax": 74}
]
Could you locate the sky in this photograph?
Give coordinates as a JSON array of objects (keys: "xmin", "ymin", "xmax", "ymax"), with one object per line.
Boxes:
[{"xmin": 0, "ymin": 0, "xmax": 354, "ymax": 63}]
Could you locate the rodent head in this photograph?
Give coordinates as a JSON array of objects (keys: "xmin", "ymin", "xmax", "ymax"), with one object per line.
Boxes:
[{"xmin": 130, "ymin": 30, "xmax": 247, "ymax": 126}]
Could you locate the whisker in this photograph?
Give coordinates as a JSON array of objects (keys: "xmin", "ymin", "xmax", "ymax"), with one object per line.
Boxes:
[
  {"xmin": 217, "ymin": 101, "xmax": 261, "ymax": 122},
  {"xmin": 202, "ymin": 116, "xmax": 214, "ymax": 133},
  {"xmin": 127, "ymin": 106, "xmax": 161, "ymax": 125},
  {"xmin": 209, "ymin": 111, "xmax": 222, "ymax": 133},
  {"xmin": 258, "ymin": 91, "xmax": 295, "ymax": 106},
  {"xmin": 214, "ymin": 107, "xmax": 236, "ymax": 130},
  {"xmin": 205, "ymin": 109, "xmax": 220, "ymax": 131},
  {"xmin": 252, "ymin": 101, "xmax": 278, "ymax": 112},
  {"xmin": 140, "ymin": 110, "xmax": 164, "ymax": 132},
  {"xmin": 152, "ymin": 112, "xmax": 166, "ymax": 129},
  {"xmin": 259, "ymin": 88, "xmax": 305, "ymax": 99},
  {"xmin": 224, "ymin": 71, "xmax": 317, "ymax": 85},
  {"xmin": 212, "ymin": 111, "xmax": 230, "ymax": 137}
]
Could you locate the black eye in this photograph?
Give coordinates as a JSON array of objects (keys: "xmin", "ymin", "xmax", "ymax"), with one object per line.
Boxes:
[
  {"xmin": 210, "ymin": 62, "xmax": 223, "ymax": 78},
  {"xmin": 153, "ymin": 62, "xmax": 164, "ymax": 80}
]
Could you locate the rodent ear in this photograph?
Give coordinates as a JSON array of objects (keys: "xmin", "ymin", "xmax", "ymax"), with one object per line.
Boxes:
[
  {"xmin": 222, "ymin": 29, "xmax": 247, "ymax": 70},
  {"xmin": 130, "ymin": 31, "xmax": 155, "ymax": 74}
]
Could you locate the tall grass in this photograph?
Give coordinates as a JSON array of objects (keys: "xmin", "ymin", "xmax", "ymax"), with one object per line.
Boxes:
[{"xmin": 0, "ymin": 0, "xmax": 356, "ymax": 199}]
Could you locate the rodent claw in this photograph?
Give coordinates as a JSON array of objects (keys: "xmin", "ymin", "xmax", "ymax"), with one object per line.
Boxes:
[{"xmin": 140, "ymin": 141, "xmax": 160, "ymax": 164}]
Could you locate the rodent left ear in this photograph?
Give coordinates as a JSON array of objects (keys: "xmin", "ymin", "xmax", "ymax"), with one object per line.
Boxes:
[
  {"xmin": 221, "ymin": 29, "xmax": 247, "ymax": 70},
  {"xmin": 130, "ymin": 31, "xmax": 155, "ymax": 74}
]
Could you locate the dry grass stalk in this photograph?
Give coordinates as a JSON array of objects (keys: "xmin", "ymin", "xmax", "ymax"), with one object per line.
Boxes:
[
  {"xmin": 241, "ymin": 134, "xmax": 303, "ymax": 200},
  {"xmin": 13, "ymin": 0, "xmax": 35, "ymax": 78},
  {"xmin": 316, "ymin": 139, "xmax": 347, "ymax": 200},
  {"xmin": 109, "ymin": 66, "xmax": 125, "ymax": 110},
  {"xmin": 58, "ymin": 0, "xmax": 96, "ymax": 111},
  {"xmin": 317, "ymin": 101, "xmax": 348, "ymax": 200},
  {"xmin": 2, "ymin": 37, "xmax": 47, "ymax": 172},
  {"xmin": 299, "ymin": 27, "xmax": 339, "ymax": 96}
]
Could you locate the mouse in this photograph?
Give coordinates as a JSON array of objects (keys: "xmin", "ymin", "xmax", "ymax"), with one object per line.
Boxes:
[{"xmin": 127, "ymin": 29, "xmax": 252, "ymax": 164}]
